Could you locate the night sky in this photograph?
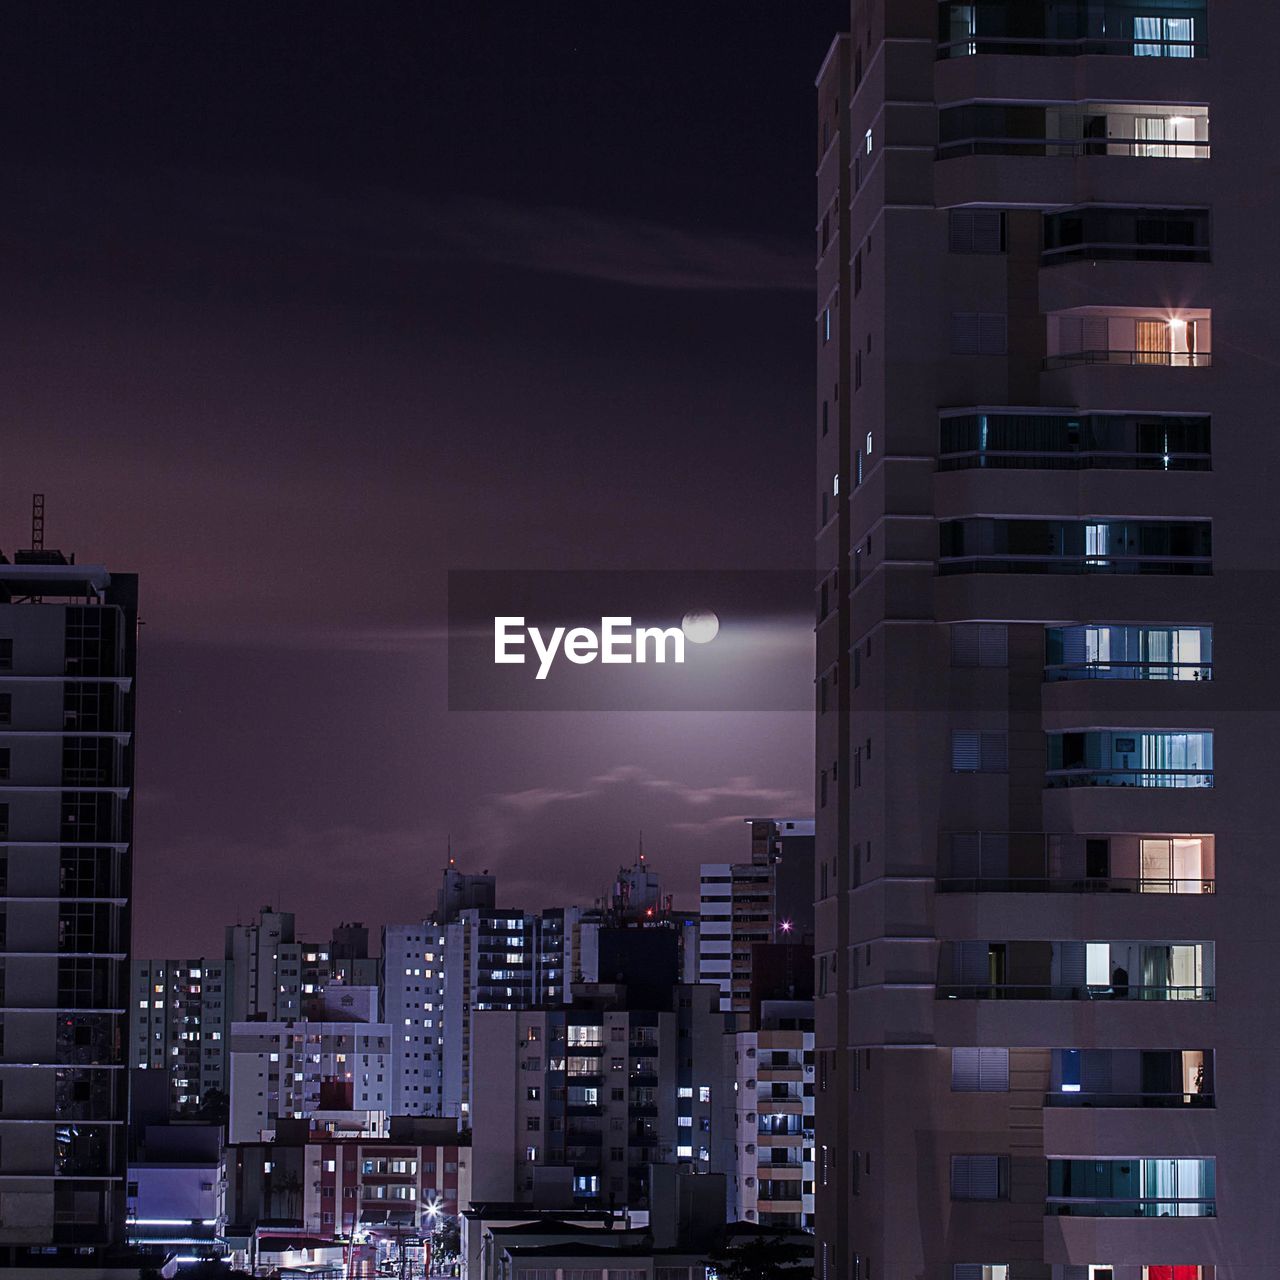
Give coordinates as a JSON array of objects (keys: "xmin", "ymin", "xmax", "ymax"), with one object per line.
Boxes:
[{"xmin": 0, "ymin": 2, "xmax": 844, "ymax": 954}]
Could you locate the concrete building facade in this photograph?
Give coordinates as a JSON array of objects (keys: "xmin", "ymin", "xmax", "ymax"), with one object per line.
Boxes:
[
  {"xmin": 816, "ymin": 1, "xmax": 1256, "ymax": 1275},
  {"xmin": 0, "ymin": 555, "xmax": 138, "ymax": 1259}
]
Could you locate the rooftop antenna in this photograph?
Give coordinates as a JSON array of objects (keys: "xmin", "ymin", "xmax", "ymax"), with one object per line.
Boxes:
[
  {"xmin": 30, "ymin": 493, "xmax": 44, "ymax": 552},
  {"xmin": 638, "ymin": 830, "xmax": 644, "ymax": 863},
  {"xmin": 447, "ymin": 833, "xmax": 455, "ymax": 868}
]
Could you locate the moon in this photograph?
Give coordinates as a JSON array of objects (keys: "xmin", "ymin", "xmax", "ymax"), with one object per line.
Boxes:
[{"xmin": 681, "ymin": 610, "xmax": 720, "ymax": 644}]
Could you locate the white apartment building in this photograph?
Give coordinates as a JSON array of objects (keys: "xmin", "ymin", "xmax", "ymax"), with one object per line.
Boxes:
[{"xmin": 227, "ymin": 1007, "xmax": 392, "ymax": 1144}]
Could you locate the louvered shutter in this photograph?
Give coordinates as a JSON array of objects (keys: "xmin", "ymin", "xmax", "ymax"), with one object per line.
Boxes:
[
  {"xmin": 980, "ymin": 731, "xmax": 1008, "ymax": 771},
  {"xmin": 952, "ymin": 1048, "xmax": 982, "ymax": 1091},
  {"xmin": 952, "ymin": 730, "xmax": 980, "ymax": 771},
  {"xmin": 948, "ymin": 210, "xmax": 1004, "ymax": 254},
  {"xmin": 1081, "ymin": 1049, "xmax": 1113, "ymax": 1095},
  {"xmin": 949, "ymin": 211, "xmax": 977, "ymax": 253},
  {"xmin": 956, "ymin": 941, "xmax": 990, "ymax": 985},
  {"xmin": 952, "ymin": 623, "xmax": 980, "ymax": 666},
  {"xmin": 951, "ymin": 1155, "xmax": 1001, "ymax": 1200},
  {"xmin": 1083, "ymin": 316, "xmax": 1109, "ymax": 352},
  {"xmin": 951, "ymin": 313, "xmax": 981, "ymax": 354},
  {"xmin": 979, "ymin": 313, "xmax": 1008, "ymax": 354},
  {"xmin": 972, "ymin": 211, "xmax": 1004, "ymax": 253},
  {"xmin": 979, "ymin": 1048, "xmax": 1010, "ymax": 1091},
  {"xmin": 1056, "ymin": 941, "xmax": 1087, "ymax": 987},
  {"xmin": 977, "ymin": 623, "xmax": 1008, "ymax": 666}
]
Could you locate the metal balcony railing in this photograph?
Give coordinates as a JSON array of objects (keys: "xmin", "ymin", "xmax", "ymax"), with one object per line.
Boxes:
[
  {"xmin": 1045, "ymin": 661, "xmax": 1212, "ymax": 681},
  {"xmin": 1047, "ymin": 1197, "xmax": 1216, "ymax": 1217},
  {"xmin": 1044, "ymin": 1090, "xmax": 1214, "ymax": 1109},
  {"xmin": 1044, "ymin": 349, "xmax": 1212, "ymax": 370},
  {"xmin": 939, "ymin": 137, "xmax": 1210, "ymax": 160},
  {"xmin": 1045, "ymin": 768, "xmax": 1213, "ymax": 789},
  {"xmin": 938, "ymin": 983, "xmax": 1214, "ymax": 1001},
  {"xmin": 938, "ymin": 876, "xmax": 1215, "ymax": 895},
  {"xmin": 940, "ymin": 555, "xmax": 1212, "ymax": 576}
]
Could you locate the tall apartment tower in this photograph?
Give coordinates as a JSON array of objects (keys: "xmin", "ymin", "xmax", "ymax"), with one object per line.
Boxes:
[
  {"xmin": 0, "ymin": 554, "xmax": 137, "ymax": 1258},
  {"xmin": 815, "ymin": 2, "xmax": 1263, "ymax": 1276},
  {"xmin": 700, "ymin": 819, "xmax": 815, "ymax": 1017}
]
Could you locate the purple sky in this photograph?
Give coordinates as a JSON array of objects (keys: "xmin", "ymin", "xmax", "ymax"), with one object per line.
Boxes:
[{"xmin": 0, "ymin": 2, "xmax": 841, "ymax": 953}]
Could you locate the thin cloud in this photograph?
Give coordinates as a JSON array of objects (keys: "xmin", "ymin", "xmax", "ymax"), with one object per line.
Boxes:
[
  {"xmin": 471, "ymin": 763, "xmax": 810, "ymax": 857},
  {"xmin": 16, "ymin": 168, "xmax": 811, "ymax": 295}
]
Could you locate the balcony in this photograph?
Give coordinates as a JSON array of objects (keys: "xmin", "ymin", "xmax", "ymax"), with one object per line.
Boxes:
[
  {"xmin": 1045, "ymin": 307, "xmax": 1211, "ymax": 372},
  {"xmin": 1045, "ymin": 1046, "xmax": 1213, "ymax": 1110},
  {"xmin": 1047, "ymin": 1158, "xmax": 1215, "ymax": 1217},
  {"xmin": 1047, "ymin": 731, "xmax": 1212, "ymax": 790},
  {"xmin": 939, "ymin": 518, "xmax": 1212, "ymax": 576},
  {"xmin": 938, "ymin": 410, "xmax": 1210, "ymax": 473},
  {"xmin": 938, "ymin": 826, "xmax": 1217, "ymax": 891},
  {"xmin": 1046, "ymin": 624, "xmax": 1212, "ymax": 682},
  {"xmin": 936, "ymin": 1, "xmax": 1208, "ymax": 59},
  {"xmin": 940, "ymin": 940, "xmax": 1214, "ymax": 1002},
  {"xmin": 1043, "ymin": 206, "xmax": 1209, "ymax": 266},
  {"xmin": 938, "ymin": 102, "xmax": 1210, "ymax": 161}
]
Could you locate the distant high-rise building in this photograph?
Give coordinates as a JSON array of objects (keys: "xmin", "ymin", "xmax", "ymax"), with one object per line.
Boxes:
[
  {"xmin": 132, "ymin": 904, "xmax": 336, "ymax": 1116},
  {"xmin": 129, "ymin": 958, "xmax": 228, "ymax": 1112},
  {"xmin": 224, "ymin": 906, "xmax": 330, "ymax": 1023},
  {"xmin": 437, "ymin": 859, "xmax": 496, "ymax": 923},
  {"xmin": 227, "ymin": 993, "xmax": 391, "ymax": 1144},
  {"xmin": 471, "ymin": 981, "xmax": 729, "ymax": 1209},
  {"xmin": 726, "ymin": 998, "xmax": 815, "ymax": 1231},
  {"xmin": 382, "ymin": 919, "xmax": 449, "ymax": 1117},
  {"xmin": 814, "ymin": 2, "xmax": 1241, "ymax": 1274},
  {"xmin": 699, "ymin": 820, "xmax": 815, "ymax": 1016},
  {"xmin": 0, "ymin": 552, "xmax": 138, "ymax": 1258},
  {"xmin": 608, "ymin": 855, "xmax": 663, "ymax": 919}
]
